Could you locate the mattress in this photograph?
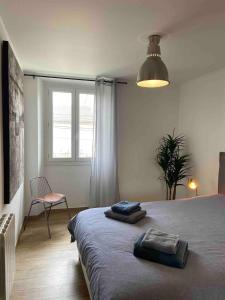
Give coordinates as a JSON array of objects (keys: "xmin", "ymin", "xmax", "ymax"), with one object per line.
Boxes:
[{"xmin": 68, "ymin": 194, "xmax": 225, "ymax": 300}]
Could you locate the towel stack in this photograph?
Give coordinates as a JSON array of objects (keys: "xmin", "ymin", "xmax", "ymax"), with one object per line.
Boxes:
[
  {"xmin": 104, "ymin": 201, "xmax": 146, "ymax": 224},
  {"xmin": 134, "ymin": 228, "xmax": 189, "ymax": 268}
]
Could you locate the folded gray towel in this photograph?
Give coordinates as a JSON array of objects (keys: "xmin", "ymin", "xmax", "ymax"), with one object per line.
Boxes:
[
  {"xmin": 104, "ymin": 209, "xmax": 146, "ymax": 224},
  {"xmin": 141, "ymin": 227, "xmax": 179, "ymax": 254}
]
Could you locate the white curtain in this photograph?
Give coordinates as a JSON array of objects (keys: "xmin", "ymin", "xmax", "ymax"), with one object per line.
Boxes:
[{"xmin": 89, "ymin": 77, "xmax": 120, "ymax": 207}]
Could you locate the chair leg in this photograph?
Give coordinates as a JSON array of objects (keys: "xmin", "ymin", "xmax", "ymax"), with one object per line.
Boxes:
[
  {"xmin": 64, "ymin": 198, "xmax": 71, "ymax": 219},
  {"xmin": 47, "ymin": 204, "xmax": 52, "ymax": 220},
  {"xmin": 24, "ymin": 201, "xmax": 34, "ymax": 231},
  {"xmin": 43, "ymin": 203, "xmax": 51, "ymax": 239}
]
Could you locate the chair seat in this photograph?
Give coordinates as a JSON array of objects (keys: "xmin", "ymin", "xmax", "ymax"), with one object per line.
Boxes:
[{"xmin": 36, "ymin": 192, "xmax": 65, "ymax": 203}]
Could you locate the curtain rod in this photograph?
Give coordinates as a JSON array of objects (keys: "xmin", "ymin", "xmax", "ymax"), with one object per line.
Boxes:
[{"xmin": 24, "ymin": 73, "xmax": 127, "ymax": 85}]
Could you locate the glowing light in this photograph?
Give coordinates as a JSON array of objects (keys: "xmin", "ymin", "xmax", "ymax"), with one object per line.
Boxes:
[
  {"xmin": 137, "ymin": 79, "xmax": 169, "ymax": 88},
  {"xmin": 188, "ymin": 179, "xmax": 198, "ymax": 190}
]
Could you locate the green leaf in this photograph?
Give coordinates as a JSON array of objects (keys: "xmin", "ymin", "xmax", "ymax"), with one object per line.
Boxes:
[{"xmin": 156, "ymin": 131, "xmax": 191, "ymax": 199}]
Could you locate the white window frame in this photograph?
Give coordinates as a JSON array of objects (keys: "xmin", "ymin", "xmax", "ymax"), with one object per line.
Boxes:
[{"xmin": 46, "ymin": 84, "xmax": 95, "ymax": 165}]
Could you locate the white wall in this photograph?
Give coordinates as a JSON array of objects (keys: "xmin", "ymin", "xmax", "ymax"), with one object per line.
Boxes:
[
  {"xmin": 24, "ymin": 77, "xmax": 44, "ymax": 215},
  {"xmin": 0, "ymin": 18, "xmax": 24, "ymax": 241},
  {"xmin": 38, "ymin": 79, "xmax": 44, "ymax": 176},
  {"xmin": 117, "ymin": 81, "xmax": 180, "ymax": 201},
  {"xmin": 44, "ymin": 165, "xmax": 91, "ymax": 208},
  {"xmin": 178, "ymin": 67, "xmax": 225, "ymax": 196}
]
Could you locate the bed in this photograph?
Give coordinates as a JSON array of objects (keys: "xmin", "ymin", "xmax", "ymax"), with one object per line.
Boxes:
[{"xmin": 68, "ymin": 153, "xmax": 225, "ymax": 300}]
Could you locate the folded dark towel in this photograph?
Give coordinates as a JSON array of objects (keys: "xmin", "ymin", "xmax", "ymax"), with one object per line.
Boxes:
[
  {"xmin": 114, "ymin": 206, "xmax": 141, "ymax": 214},
  {"xmin": 134, "ymin": 233, "xmax": 189, "ymax": 269},
  {"xmin": 111, "ymin": 201, "xmax": 140, "ymax": 215},
  {"xmin": 104, "ymin": 209, "xmax": 146, "ymax": 224}
]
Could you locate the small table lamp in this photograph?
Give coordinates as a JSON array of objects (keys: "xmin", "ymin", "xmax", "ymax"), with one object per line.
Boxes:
[{"xmin": 188, "ymin": 178, "xmax": 198, "ymax": 196}]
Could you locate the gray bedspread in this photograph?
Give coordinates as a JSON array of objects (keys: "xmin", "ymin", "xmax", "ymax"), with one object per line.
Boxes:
[{"xmin": 69, "ymin": 194, "xmax": 225, "ymax": 300}]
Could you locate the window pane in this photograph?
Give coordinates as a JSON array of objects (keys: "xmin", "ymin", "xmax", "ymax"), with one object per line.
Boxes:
[
  {"xmin": 52, "ymin": 91, "xmax": 72, "ymax": 158},
  {"xmin": 79, "ymin": 93, "xmax": 95, "ymax": 158}
]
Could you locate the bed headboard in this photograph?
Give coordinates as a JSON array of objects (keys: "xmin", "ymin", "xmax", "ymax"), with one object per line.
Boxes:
[{"xmin": 218, "ymin": 152, "xmax": 225, "ymax": 194}]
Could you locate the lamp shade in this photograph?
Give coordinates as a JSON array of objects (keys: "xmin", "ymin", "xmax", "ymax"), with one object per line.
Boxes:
[
  {"xmin": 137, "ymin": 56, "xmax": 169, "ymax": 88},
  {"xmin": 137, "ymin": 34, "xmax": 169, "ymax": 88}
]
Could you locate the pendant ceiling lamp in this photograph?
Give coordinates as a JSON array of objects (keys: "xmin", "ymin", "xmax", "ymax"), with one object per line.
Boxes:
[{"xmin": 137, "ymin": 34, "xmax": 169, "ymax": 88}]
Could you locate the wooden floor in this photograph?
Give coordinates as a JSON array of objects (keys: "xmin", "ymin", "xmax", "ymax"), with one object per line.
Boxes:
[{"xmin": 11, "ymin": 209, "xmax": 90, "ymax": 300}]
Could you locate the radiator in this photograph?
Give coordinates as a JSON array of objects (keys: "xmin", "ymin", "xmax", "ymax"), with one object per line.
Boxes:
[{"xmin": 0, "ymin": 214, "xmax": 15, "ymax": 300}]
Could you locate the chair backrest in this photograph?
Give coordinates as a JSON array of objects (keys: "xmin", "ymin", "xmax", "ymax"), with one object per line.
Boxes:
[{"xmin": 30, "ymin": 177, "xmax": 52, "ymax": 200}]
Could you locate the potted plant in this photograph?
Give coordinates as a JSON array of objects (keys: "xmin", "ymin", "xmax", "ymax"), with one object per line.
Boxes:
[{"xmin": 156, "ymin": 132, "xmax": 190, "ymax": 200}]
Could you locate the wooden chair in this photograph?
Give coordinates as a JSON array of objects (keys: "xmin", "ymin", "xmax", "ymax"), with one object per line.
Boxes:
[{"xmin": 24, "ymin": 176, "xmax": 70, "ymax": 238}]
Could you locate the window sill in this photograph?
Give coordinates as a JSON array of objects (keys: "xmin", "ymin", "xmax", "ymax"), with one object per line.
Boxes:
[{"xmin": 45, "ymin": 160, "xmax": 92, "ymax": 166}]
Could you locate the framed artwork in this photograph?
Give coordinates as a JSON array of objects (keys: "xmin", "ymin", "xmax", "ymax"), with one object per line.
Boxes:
[{"xmin": 2, "ymin": 41, "xmax": 24, "ymax": 204}]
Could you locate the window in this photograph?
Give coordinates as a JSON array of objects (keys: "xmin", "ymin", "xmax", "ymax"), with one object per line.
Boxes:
[
  {"xmin": 52, "ymin": 91, "xmax": 72, "ymax": 158},
  {"xmin": 48, "ymin": 87, "xmax": 95, "ymax": 163},
  {"xmin": 78, "ymin": 93, "xmax": 95, "ymax": 158}
]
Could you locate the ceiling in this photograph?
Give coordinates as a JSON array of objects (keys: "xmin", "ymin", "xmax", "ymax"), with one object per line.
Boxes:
[{"xmin": 1, "ymin": 0, "xmax": 225, "ymax": 84}]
